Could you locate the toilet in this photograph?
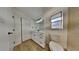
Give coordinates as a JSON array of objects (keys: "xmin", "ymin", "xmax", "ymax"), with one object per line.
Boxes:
[{"xmin": 49, "ymin": 35, "xmax": 64, "ymax": 51}]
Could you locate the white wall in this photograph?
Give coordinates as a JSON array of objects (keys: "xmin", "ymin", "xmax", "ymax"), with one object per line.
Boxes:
[
  {"xmin": 68, "ymin": 8, "xmax": 79, "ymax": 50},
  {"xmin": 22, "ymin": 18, "xmax": 33, "ymax": 41},
  {"xmin": 13, "ymin": 8, "xmax": 47, "ymax": 48},
  {"xmin": 0, "ymin": 7, "xmax": 14, "ymax": 51},
  {"xmin": 0, "ymin": 7, "xmax": 68, "ymax": 50},
  {"xmin": 13, "ymin": 8, "xmax": 33, "ymax": 46},
  {"xmin": 16, "ymin": 7, "xmax": 43, "ymax": 20},
  {"xmin": 43, "ymin": 7, "xmax": 68, "ymax": 49}
]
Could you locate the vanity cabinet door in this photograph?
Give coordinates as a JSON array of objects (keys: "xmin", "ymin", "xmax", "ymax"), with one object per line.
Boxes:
[
  {"xmin": 32, "ymin": 32, "xmax": 45, "ymax": 48},
  {"xmin": 37, "ymin": 33, "xmax": 45, "ymax": 48}
]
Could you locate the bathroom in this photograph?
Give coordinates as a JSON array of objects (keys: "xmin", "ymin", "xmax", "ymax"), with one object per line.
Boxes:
[{"xmin": 0, "ymin": 7, "xmax": 79, "ymax": 51}]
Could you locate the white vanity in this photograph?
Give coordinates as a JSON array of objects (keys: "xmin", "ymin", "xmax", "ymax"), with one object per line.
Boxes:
[
  {"xmin": 31, "ymin": 18, "xmax": 45, "ymax": 48},
  {"xmin": 32, "ymin": 31, "xmax": 45, "ymax": 48}
]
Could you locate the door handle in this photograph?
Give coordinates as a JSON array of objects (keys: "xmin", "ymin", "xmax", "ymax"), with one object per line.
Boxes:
[{"xmin": 8, "ymin": 32, "xmax": 13, "ymax": 35}]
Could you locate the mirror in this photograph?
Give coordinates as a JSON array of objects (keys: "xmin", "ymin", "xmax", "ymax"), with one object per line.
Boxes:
[{"xmin": 35, "ymin": 17, "xmax": 44, "ymax": 31}]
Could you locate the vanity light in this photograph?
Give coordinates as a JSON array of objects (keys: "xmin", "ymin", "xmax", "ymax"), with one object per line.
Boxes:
[{"xmin": 36, "ymin": 18, "xmax": 43, "ymax": 23}]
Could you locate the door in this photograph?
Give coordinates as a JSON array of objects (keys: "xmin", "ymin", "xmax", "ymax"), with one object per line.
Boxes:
[
  {"xmin": 0, "ymin": 17, "xmax": 14, "ymax": 51},
  {"xmin": 8, "ymin": 31, "xmax": 14, "ymax": 51},
  {"xmin": 7, "ymin": 15, "xmax": 15, "ymax": 51},
  {"xmin": 14, "ymin": 17, "xmax": 32, "ymax": 50},
  {"xmin": 0, "ymin": 8, "xmax": 14, "ymax": 51}
]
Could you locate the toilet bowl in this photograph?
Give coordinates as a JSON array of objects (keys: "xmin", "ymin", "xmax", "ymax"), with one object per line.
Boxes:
[{"xmin": 49, "ymin": 41, "xmax": 64, "ymax": 51}]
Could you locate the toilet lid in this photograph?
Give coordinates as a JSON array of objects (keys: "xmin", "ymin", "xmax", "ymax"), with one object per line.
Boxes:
[{"xmin": 49, "ymin": 41, "xmax": 64, "ymax": 51}]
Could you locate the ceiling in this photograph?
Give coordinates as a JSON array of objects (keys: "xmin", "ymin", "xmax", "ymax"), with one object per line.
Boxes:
[
  {"xmin": 42, "ymin": 7, "xmax": 52, "ymax": 14},
  {"xmin": 15, "ymin": 7, "xmax": 52, "ymax": 20}
]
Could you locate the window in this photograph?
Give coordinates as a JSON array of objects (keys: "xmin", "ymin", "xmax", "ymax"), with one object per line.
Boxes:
[{"xmin": 51, "ymin": 11, "xmax": 63, "ymax": 29}]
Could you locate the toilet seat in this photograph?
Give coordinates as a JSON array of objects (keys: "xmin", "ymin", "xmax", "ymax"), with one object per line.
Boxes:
[{"xmin": 49, "ymin": 41, "xmax": 64, "ymax": 51}]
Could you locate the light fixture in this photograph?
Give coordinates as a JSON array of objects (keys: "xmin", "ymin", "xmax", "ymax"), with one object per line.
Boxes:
[{"xmin": 36, "ymin": 18, "xmax": 43, "ymax": 23}]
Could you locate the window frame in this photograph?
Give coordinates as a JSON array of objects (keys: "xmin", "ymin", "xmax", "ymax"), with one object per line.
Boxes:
[{"xmin": 50, "ymin": 11, "xmax": 63, "ymax": 29}]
